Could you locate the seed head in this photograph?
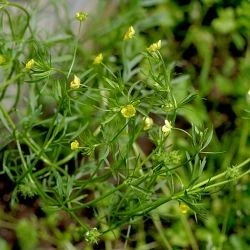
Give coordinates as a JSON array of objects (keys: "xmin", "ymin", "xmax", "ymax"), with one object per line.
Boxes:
[
  {"xmin": 75, "ymin": 11, "xmax": 88, "ymax": 22},
  {"xmin": 85, "ymin": 228, "xmax": 101, "ymax": 244}
]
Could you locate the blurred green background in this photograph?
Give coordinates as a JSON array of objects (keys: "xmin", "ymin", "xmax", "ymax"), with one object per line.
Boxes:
[{"xmin": 0, "ymin": 0, "xmax": 250, "ymax": 249}]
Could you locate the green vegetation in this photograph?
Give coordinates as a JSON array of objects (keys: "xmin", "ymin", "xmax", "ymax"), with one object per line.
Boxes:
[{"xmin": 0, "ymin": 0, "xmax": 249, "ymax": 249}]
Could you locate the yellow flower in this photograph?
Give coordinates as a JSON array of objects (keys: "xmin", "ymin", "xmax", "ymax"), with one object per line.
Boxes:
[
  {"xmin": 93, "ymin": 53, "xmax": 103, "ymax": 65},
  {"xmin": 25, "ymin": 59, "xmax": 35, "ymax": 70},
  {"xmin": 75, "ymin": 11, "xmax": 88, "ymax": 22},
  {"xmin": 71, "ymin": 140, "xmax": 79, "ymax": 150},
  {"xmin": 164, "ymin": 103, "xmax": 174, "ymax": 112},
  {"xmin": 161, "ymin": 119, "xmax": 172, "ymax": 136},
  {"xmin": 0, "ymin": 55, "xmax": 6, "ymax": 65},
  {"xmin": 179, "ymin": 204, "xmax": 189, "ymax": 214},
  {"xmin": 123, "ymin": 26, "xmax": 135, "ymax": 40},
  {"xmin": 147, "ymin": 40, "xmax": 161, "ymax": 53},
  {"xmin": 121, "ymin": 104, "xmax": 136, "ymax": 118},
  {"xmin": 70, "ymin": 75, "xmax": 81, "ymax": 89},
  {"xmin": 143, "ymin": 117, "xmax": 153, "ymax": 130}
]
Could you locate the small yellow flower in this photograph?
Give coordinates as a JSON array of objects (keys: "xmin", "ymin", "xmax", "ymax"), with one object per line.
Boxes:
[
  {"xmin": 70, "ymin": 75, "xmax": 81, "ymax": 89},
  {"xmin": 121, "ymin": 104, "xmax": 136, "ymax": 118},
  {"xmin": 0, "ymin": 55, "xmax": 6, "ymax": 65},
  {"xmin": 179, "ymin": 204, "xmax": 189, "ymax": 214},
  {"xmin": 164, "ymin": 103, "xmax": 174, "ymax": 112},
  {"xmin": 93, "ymin": 53, "xmax": 103, "ymax": 65},
  {"xmin": 75, "ymin": 11, "xmax": 88, "ymax": 22},
  {"xmin": 143, "ymin": 117, "xmax": 153, "ymax": 130},
  {"xmin": 161, "ymin": 119, "xmax": 172, "ymax": 136},
  {"xmin": 123, "ymin": 26, "xmax": 135, "ymax": 40},
  {"xmin": 147, "ymin": 40, "xmax": 161, "ymax": 53},
  {"xmin": 25, "ymin": 59, "xmax": 35, "ymax": 70},
  {"xmin": 71, "ymin": 140, "xmax": 79, "ymax": 150}
]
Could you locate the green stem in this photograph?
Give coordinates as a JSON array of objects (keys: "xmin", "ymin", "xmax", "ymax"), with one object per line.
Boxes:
[
  {"xmin": 66, "ymin": 209, "xmax": 89, "ymax": 231},
  {"xmin": 116, "ymin": 158, "xmax": 250, "ymax": 217},
  {"xmin": 68, "ymin": 183, "xmax": 127, "ymax": 211},
  {"xmin": 124, "ymin": 221, "xmax": 132, "ymax": 250},
  {"xmin": 15, "ymin": 134, "xmax": 55, "ymax": 203},
  {"xmin": 0, "ymin": 73, "xmax": 23, "ymax": 94},
  {"xmin": 3, "ymin": 9, "xmax": 15, "ymax": 38},
  {"xmin": 180, "ymin": 213, "xmax": 199, "ymax": 250},
  {"xmin": 152, "ymin": 213, "xmax": 172, "ymax": 250},
  {"xmin": 16, "ymin": 137, "xmax": 35, "ymax": 185},
  {"xmin": 6, "ymin": 2, "xmax": 31, "ymax": 37},
  {"xmin": 188, "ymin": 157, "xmax": 250, "ymax": 191},
  {"xmin": 218, "ymin": 199, "xmax": 230, "ymax": 250},
  {"xmin": 67, "ymin": 22, "xmax": 82, "ymax": 78},
  {"xmin": 0, "ymin": 102, "xmax": 15, "ymax": 132},
  {"xmin": 199, "ymin": 53, "xmax": 212, "ymax": 95}
]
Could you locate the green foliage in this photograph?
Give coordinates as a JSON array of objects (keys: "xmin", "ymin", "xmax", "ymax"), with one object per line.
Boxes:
[
  {"xmin": 0, "ymin": 238, "xmax": 9, "ymax": 250},
  {"xmin": 16, "ymin": 219, "xmax": 38, "ymax": 250},
  {"xmin": 0, "ymin": 0, "xmax": 249, "ymax": 249}
]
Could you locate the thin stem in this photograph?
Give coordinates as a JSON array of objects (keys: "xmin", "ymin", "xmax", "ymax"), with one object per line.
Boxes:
[
  {"xmin": 16, "ymin": 137, "xmax": 35, "ymax": 185},
  {"xmin": 180, "ymin": 213, "xmax": 199, "ymax": 250},
  {"xmin": 152, "ymin": 213, "xmax": 172, "ymax": 250},
  {"xmin": 188, "ymin": 157, "xmax": 250, "ymax": 191},
  {"xmin": 0, "ymin": 102, "xmax": 16, "ymax": 132},
  {"xmin": 68, "ymin": 183, "xmax": 127, "ymax": 211},
  {"xmin": 124, "ymin": 221, "xmax": 132, "ymax": 250},
  {"xmin": 67, "ymin": 209, "xmax": 89, "ymax": 231},
  {"xmin": 6, "ymin": 2, "xmax": 32, "ymax": 36},
  {"xmin": 67, "ymin": 22, "xmax": 82, "ymax": 78}
]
